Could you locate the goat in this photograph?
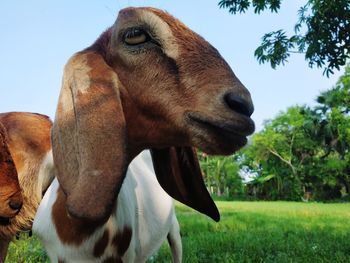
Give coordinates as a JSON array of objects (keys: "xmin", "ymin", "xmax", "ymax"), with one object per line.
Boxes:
[
  {"xmin": 0, "ymin": 121, "xmax": 22, "ymax": 221},
  {"xmin": 0, "ymin": 112, "xmax": 54, "ymax": 262},
  {"xmin": 0, "ymin": 121, "xmax": 23, "ymax": 261},
  {"xmin": 33, "ymin": 6, "xmax": 254, "ymax": 263}
]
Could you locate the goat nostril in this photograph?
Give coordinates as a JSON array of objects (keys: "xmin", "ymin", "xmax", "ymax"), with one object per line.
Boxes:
[
  {"xmin": 9, "ymin": 200, "xmax": 23, "ymax": 211},
  {"xmin": 224, "ymin": 93, "xmax": 254, "ymax": 117}
]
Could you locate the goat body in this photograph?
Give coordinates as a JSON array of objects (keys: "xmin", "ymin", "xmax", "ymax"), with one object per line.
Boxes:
[{"xmin": 34, "ymin": 150, "xmax": 182, "ymax": 262}]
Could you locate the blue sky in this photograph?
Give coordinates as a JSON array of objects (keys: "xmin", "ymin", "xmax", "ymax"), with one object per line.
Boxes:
[{"xmin": 0, "ymin": 1, "xmax": 343, "ymax": 131}]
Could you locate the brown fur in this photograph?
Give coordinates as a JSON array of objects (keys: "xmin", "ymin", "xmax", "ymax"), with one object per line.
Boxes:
[
  {"xmin": 93, "ymin": 230, "xmax": 110, "ymax": 257},
  {"xmin": 0, "ymin": 122, "xmax": 22, "ymax": 219},
  {"xmin": 52, "ymin": 51, "xmax": 128, "ymax": 222},
  {"xmin": 112, "ymin": 227, "xmax": 132, "ymax": 257},
  {"xmin": 52, "ymin": 187, "xmax": 104, "ymax": 245},
  {"xmin": 0, "ymin": 112, "xmax": 52, "ymax": 262}
]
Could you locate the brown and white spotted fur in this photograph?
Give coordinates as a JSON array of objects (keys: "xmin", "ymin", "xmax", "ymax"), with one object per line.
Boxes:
[
  {"xmin": 34, "ymin": 151, "xmax": 182, "ymax": 262},
  {"xmin": 0, "ymin": 112, "xmax": 54, "ymax": 262},
  {"xmin": 33, "ymin": 6, "xmax": 254, "ymax": 263},
  {"xmin": 0, "ymin": 113, "xmax": 181, "ymax": 262}
]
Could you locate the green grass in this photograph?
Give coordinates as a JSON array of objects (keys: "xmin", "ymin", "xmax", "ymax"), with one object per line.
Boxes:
[
  {"xmin": 7, "ymin": 201, "xmax": 350, "ymax": 262},
  {"xmin": 6, "ymin": 235, "xmax": 48, "ymax": 263}
]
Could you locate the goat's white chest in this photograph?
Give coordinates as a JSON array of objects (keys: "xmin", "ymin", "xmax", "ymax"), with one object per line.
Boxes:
[
  {"xmin": 33, "ymin": 179, "xmax": 124, "ymax": 262},
  {"xmin": 33, "ymin": 151, "xmax": 176, "ymax": 263}
]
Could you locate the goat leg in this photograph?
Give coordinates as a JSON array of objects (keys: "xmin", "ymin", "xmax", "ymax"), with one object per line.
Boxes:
[{"xmin": 0, "ymin": 236, "xmax": 11, "ymax": 263}]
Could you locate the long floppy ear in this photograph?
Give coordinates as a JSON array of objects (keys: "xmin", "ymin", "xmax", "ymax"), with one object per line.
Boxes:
[
  {"xmin": 52, "ymin": 51, "xmax": 127, "ymax": 221},
  {"xmin": 0, "ymin": 122, "xmax": 18, "ymax": 181},
  {"xmin": 151, "ymin": 147, "xmax": 220, "ymax": 222}
]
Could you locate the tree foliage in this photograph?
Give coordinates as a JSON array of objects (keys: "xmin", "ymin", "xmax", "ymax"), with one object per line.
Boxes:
[
  {"xmin": 317, "ymin": 65, "xmax": 350, "ymax": 112},
  {"xmin": 239, "ymin": 64, "xmax": 350, "ymax": 200},
  {"xmin": 218, "ymin": 0, "xmax": 350, "ymax": 76}
]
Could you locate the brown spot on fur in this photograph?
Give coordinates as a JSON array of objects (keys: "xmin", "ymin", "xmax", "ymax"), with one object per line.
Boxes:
[
  {"xmin": 112, "ymin": 227, "xmax": 132, "ymax": 257},
  {"xmin": 93, "ymin": 229, "xmax": 110, "ymax": 257},
  {"xmin": 58, "ymin": 259, "xmax": 65, "ymax": 263},
  {"xmin": 52, "ymin": 187, "xmax": 104, "ymax": 245}
]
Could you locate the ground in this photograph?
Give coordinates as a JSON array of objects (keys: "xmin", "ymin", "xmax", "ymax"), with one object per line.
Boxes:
[{"xmin": 7, "ymin": 201, "xmax": 350, "ymax": 263}]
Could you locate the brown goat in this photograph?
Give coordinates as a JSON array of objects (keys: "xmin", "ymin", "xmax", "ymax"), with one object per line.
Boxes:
[
  {"xmin": 0, "ymin": 122, "xmax": 22, "ymax": 221},
  {"xmin": 52, "ymin": 6, "xmax": 254, "ymax": 221},
  {"xmin": 0, "ymin": 121, "xmax": 23, "ymax": 262},
  {"xmin": 0, "ymin": 112, "xmax": 54, "ymax": 262},
  {"xmin": 34, "ymin": 7, "xmax": 255, "ymax": 262}
]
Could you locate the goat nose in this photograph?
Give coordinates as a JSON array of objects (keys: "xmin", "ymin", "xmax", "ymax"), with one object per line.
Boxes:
[
  {"xmin": 9, "ymin": 199, "xmax": 22, "ymax": 211},
  {"xmin": 224, "ymin": 93, "xmax": 254, "ymax": 117}
]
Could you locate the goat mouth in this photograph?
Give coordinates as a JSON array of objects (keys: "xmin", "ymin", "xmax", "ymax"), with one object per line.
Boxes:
[
  {"xmin": 187, "ymin": 113, "xmax": 254, "ymax": 154},
  {"xmin": 0, "ymin": 216, "xmax": 11, "ymax": 226}
]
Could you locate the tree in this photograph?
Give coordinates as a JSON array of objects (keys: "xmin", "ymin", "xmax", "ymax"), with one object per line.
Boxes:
[
  {"xmin": 238, "ymin": 106, "xmax": 318, "ymax": 200},
  {"xmin": 311, "ymin": 64, "xmax": 350, "ymax": 194},
  {"xmin": 239, "ymin": 64, "xmax": 350, "ymax": 201},
  {"xmin": 218, "ymin": 0, "xmax": 350, "ymax": 76},
  {"xmin": 199, "ymin": 153, "xmax": 244, "ymax": 198},
  {"xmin": 317, "ymin": 65, "xmax": 350, "ymax": 112}
]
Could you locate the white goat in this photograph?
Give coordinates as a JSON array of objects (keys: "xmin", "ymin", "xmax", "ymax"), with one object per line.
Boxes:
[
  {"xmin": 34, "ymin": 150, "xmax": 182, "ymax": 262},
  {"xmin": 33, "ymin": 6, "xmax": 254, "ymax": 263}
]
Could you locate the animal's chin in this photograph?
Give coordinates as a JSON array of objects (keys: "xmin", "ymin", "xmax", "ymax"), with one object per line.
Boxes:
[
  {"xmin": 192, "ymin": 130, "xmax": 248, "ymax": 155},
  {"xmin": 187, "ymin": 113, "xmax": 254, "ymax": 155}
]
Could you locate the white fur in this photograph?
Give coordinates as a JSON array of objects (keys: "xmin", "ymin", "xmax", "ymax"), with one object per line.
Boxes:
[
  {"xmin": 36, "ymin": 150, "xmax": 55, "ymax": 198},
  {"xmin": 33, "ymin": 150, "xmax": 182, "ymax": 263},
  {"xmin": 138, "ymin": 9, "xmax": 179, "ymax": 59}
]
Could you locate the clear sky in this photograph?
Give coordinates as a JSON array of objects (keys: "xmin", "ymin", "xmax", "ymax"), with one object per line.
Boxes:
[{"xmin": 0, "ymin": 0, "xmax": 344, "ymax": 131}]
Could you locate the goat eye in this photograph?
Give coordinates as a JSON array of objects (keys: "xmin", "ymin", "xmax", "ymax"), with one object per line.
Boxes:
[{"xmin": 124, "ymin": 28, "xmax": 149, "ymax": 45}]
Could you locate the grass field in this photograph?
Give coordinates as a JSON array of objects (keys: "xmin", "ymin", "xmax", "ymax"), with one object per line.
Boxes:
[{"xmin": 7, "ymin": 201, "xmax": 350, "ymax": 262}]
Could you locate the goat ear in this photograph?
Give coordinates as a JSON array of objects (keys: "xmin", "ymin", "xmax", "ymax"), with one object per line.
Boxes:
[
  {"xmin": 0, "ymin": 122, "xmax": 17, "ymax": 175},
  {"xmin": 151, "ymin": 147, "xmax": 220, "ymax": 222},
  {"xmin": 52, "ymin": 51, "xmax": 127, "ymax": 221}
]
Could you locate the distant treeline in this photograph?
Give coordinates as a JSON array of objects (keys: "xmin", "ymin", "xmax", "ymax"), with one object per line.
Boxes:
[{"xmin": 199, "ymin": 64, "xmax": 350, "ymax": 202}]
